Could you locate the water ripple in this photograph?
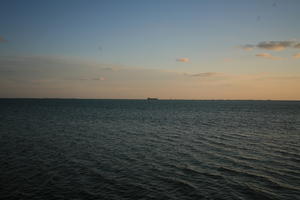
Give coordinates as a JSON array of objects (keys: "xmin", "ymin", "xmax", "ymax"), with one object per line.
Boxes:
[{"xmin": 1, "ymin": 99, "xmax": 300, "ymax": 200}]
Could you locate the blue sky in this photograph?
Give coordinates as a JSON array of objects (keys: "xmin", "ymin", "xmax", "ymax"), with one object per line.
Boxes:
[{"xmin": 1, "ymin": 0, "xmax": 300, "ymax": 99}]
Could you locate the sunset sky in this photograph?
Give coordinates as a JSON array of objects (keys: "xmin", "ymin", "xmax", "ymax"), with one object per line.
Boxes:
[{"xmin": 1, "ymin": 0, "xmax": 300, "ymax": 99}]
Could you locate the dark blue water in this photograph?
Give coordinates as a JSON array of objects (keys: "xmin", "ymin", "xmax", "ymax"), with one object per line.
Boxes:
[{"xmin": 0, "ymin": 99, "xmax": 299, "ymax": 200}]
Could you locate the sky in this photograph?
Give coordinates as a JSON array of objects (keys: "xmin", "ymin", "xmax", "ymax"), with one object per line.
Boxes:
[{"xmin": 0, "ymin": 0, "xmax": 300, "ymax": 100}]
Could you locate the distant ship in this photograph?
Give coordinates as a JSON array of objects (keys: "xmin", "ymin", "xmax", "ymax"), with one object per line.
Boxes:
[{"xmin": 147, "ymin": 97, "xmax": 158, "ymax": 100}]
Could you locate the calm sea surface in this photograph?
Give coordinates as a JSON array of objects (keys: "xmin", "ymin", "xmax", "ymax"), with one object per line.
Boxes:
[{"xmin": 0, "ymin": 99, "xmax": 299, "ymax": 200}]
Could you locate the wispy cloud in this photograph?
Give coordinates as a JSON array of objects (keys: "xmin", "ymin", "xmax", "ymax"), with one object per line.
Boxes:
[
  {"xmin": 1, "ymin": 55, "xmax": 299, "ymax": 100},
  {"xmin": 65, "ymin": 77, "xmax": 88, "ymax": 81},
  {"xmin": 101, "ymin": 66, "xmax": 120, "ymax": 71},
  {"xmin": 256, "ymin": 53, "xmax": 283, "ymax": 60},
  {"xmin": 92, "ymin": 76, "xmax": 106, "ymax": 81},
  {"xmin": 293, "ymin": 53, "xmax": 300, "ymax": 59},
  {"xmin": 176, "ymin": 58, "xmax": 189, "ymax": 63},
  {"xmin": 102, "ymin": 67, "xmax": 115, "ymax": 71},
  {"xmin": 257, "ymin": 76, "xmax": 300, "ymax": 81},
  {"xmin": 67, "ymin": 76, "xmax": 106, "ymax": 81},
  {"xmin": 241, "ymin": 40, "xmax": 300, "ymax": 51},
  {"xmin": 184, "ymin": 72, "xmax": 223, "ymax": 77}
]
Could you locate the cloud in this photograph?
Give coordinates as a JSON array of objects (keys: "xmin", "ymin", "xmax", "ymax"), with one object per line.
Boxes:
[
  {"xmin": 92, "ymin": 76, "xmax": 106, "ymax": 81},
  {"xmin": 66, "ymin": 76, "xmax": 107, "ymax": 81},
  {"xmin": 0, "ymin": 36, "xmax": 7, "ymax": 43},
  {"xmin": 241, "ymin": 40, "xmax": 300, "ymax": 51},
  {"xmin": 184, "ymin": 72, "xmax": 223, "ymax": 77},
  {"xmin": 0, "ymin": 55, "xmax": 122, "ymax": 85},
  {"xmin": 176, "ymin": 58, "xmax": 189, "ymax": 63},
  {"xmin": 102, "ymin": 67, "xmax": 115, "ymax": 71},
  {"xmin": 295, "ymin": 43, "xmax": 300, "ymax": 48},
  {"xmin": 255, "ymin": 53, "xmax": 283, "ymax": 60},
  {"xmin": 101, "ymin": 66, "xmax": 120, "ymax": 71},
  {"xmin": 293, "ymin": 53, "xmax": 300, "ymax": 59},
  {"xmin": 262, "ymin": 76, "xmax": 300, "ymax": 81},
  {"xmin": 257, "ymin": 41, "xmax": 294, "ymax": 51},
  {"xmin": 65, "ymin": 77, "xmax": 88, "ymax": 81},
  {"xmin": 2, "ymin": 55, "xmax": 299, "ymax": 100}
]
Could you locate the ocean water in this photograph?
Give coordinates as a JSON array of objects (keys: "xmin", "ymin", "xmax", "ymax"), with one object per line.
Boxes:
[{"xmin": 0, "ymin": 99, "xmax": 299, "ymax": 200}]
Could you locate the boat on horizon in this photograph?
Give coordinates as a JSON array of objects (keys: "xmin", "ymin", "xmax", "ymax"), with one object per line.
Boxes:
[{"xmin": 147, "ymin": 97, "xmax": 158, "ymax": 100}]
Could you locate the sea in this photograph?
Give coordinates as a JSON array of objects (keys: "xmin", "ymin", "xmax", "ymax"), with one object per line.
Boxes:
[{"xmin": 0, "ymin": 99, "xmax": 299, "ymax": 200}]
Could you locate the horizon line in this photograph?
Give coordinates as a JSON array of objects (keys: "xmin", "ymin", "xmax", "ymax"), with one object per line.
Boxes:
[{"xmin": 0, "ymin": 98, "xmax": 299, "ymax": 101}]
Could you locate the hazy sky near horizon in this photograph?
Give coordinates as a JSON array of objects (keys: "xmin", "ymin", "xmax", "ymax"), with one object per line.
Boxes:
[{"xmin": 1, "ymin": 0, "xmax": 300, "ymax": 99}]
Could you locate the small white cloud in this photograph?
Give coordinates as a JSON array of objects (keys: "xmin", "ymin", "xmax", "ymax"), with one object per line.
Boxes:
[{"xmin": 176, "ymin": 58, "xmax": 189, "ymax": 63}]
